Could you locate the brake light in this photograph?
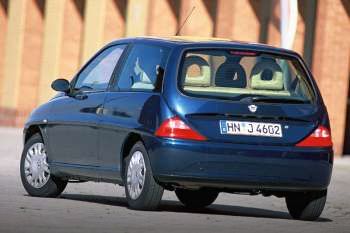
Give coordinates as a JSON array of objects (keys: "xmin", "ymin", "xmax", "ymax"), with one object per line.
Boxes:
[
  {"xmin": 296, "ymin": 125, "xmax": 332, "ymax": 147},
  {"xmin": 155, "ymin": 116, "xmax": 206, "ymax": 141},
  {"xmin": 229, "ymin": 51, "xmax": 257, "ymax": 56}
]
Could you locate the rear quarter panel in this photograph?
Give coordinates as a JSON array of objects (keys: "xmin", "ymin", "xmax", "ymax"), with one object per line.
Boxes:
[{"xmin": 98, "ymin": 91, "xmax": 173, "ymax": 181}]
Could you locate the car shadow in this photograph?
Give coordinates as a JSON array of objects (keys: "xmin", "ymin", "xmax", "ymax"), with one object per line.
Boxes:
[{"xmin": 59, "ymin": 193, "xmax": 332, "ymax": 222}]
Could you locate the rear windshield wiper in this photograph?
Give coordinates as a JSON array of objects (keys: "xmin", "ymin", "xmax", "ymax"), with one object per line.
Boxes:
[
  {"xmin": 201, "ymin": 95, "xmax": 238, "ymax": 101},
  {"xmin": 250, "ymin": 96, "xmax": 309, "ymax": 104}
]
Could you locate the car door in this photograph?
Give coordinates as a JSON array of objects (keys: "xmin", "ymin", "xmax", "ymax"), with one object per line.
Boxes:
[
  {"xmin": 98, "ymin": 43, "xmax": 170, "ymax": 181},
  {"xmin": 47, "ymin": 44, "xmax": 126, "ymax": 177}
]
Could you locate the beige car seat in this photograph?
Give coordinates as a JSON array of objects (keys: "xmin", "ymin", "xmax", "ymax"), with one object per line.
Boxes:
[
  {"xmin": 183, "ymin": 56, "xmax": 211, "ymax": 87},
  {"xmin": 251, "ymin": 58, "xmax": 284, "ymax": 91}
]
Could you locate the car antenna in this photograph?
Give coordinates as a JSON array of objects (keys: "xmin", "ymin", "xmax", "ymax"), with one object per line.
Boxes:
[{"xmin": 175, "ymin": 6, "xmax": 196, "ymax": 36}]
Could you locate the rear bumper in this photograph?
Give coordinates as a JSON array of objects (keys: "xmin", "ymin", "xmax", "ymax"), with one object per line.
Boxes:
[{"xmin": 146, "ymin": 138, "xmax": 333, "ymax": 192}]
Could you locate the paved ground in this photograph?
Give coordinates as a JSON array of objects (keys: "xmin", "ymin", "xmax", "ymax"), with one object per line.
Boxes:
[{"xmin": 0, "ymin": 127, "xmax": 349, "ymax": 233}]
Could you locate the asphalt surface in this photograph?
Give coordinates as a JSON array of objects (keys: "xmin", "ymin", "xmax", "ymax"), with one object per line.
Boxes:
[{"xmin": 0, "ymin": 127, "xmax": 349, "ymax": 233}]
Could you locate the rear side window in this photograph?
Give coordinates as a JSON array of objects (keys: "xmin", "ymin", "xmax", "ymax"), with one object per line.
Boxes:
[
  {"xmin": 116, "ymin": 44, "xmax": 170, "ymax": 91},
  {"xmin": 179, "ymin": 50, "xmax": 315, "ymax": 104}
]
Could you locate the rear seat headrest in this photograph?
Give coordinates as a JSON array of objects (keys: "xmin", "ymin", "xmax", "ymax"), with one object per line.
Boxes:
[
  {"xmin": 183, "ymin": 56, "xmax": 211, "ymax": 87},
  {"xmin": 250, "ymin": 59, "xmax": 284, "ymax": 91},
  {"xmin": 215, "ymin": 57, "xmax": 246, "ymax": 88}
]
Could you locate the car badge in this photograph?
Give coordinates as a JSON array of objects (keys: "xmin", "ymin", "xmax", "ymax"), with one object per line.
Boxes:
[{"xmin": 248, "ymin": 104, "xmax": 257, "ymax": 113}]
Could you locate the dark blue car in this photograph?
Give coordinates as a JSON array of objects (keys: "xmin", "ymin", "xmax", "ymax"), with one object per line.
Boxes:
[{"xmin": 20, "ymin": 36, "xmax": 333, "ymax": 221}]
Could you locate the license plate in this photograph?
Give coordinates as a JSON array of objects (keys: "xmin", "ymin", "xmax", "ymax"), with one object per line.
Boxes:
[{"xmin": 220, "ymin": 120, "xmax": 283, "ymax": 137}]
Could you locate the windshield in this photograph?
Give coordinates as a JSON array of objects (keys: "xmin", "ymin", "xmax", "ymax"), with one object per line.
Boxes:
[{"xmin": 179, "ymin": 49, "xmax": 315, "ymax": 104}]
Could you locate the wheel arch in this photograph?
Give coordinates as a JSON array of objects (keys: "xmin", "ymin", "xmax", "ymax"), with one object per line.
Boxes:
[
  {"xmin": 24, "ymin": 124, "xmax": 47, "ymax": 145},
  {"xmin": 120, "ymin": 132, "xmax": 146, "ymax": 180}
]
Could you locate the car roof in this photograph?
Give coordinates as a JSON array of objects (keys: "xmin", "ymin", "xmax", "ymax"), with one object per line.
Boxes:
[{"xmin": 107, "ymin": 36, "xmax": 299, "ymax": 56}]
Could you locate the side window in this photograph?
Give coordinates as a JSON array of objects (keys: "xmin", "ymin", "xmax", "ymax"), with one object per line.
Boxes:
[
  {"xmin": 116, "ymin": 44, "xmax": 169, "ymax": 91},
  {"xmin": 74, "ymin": 44, "xmax": 126, "ymax": 91}
]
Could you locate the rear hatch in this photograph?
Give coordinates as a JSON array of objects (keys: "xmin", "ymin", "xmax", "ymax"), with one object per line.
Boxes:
[
  {"xmin": 165, "ymin": 48, "xmax": 322, "ymax": 146},
  {"xmin": 184, "ymin": 100, "xmax": 319, "ymax": 145}
]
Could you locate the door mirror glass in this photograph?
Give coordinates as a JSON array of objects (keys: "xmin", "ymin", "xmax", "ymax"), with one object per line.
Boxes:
[{"xmin": 51, "ymin": 79, "xmax": 70, "ymax": 93}]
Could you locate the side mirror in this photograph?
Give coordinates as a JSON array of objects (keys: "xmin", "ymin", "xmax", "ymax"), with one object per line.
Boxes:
[{"xmin": 51, "ymin": 79, "xmax": 70, "ymax": 93}]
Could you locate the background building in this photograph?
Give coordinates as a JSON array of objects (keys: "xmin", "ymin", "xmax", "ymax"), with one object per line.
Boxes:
[{"xmin": 0, "ymin": 0, "xmax": 349, "ymax": 155}]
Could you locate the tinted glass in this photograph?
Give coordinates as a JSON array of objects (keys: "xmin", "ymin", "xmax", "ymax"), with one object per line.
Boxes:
[
  {"xmin": 116, "ymin": 44, "xmax": 169, "ymax": 91},
  {"xmin": 75, "ymin": 45, "xmax": 126, "ymax": 91},
  {"xmin": 180, "ymin": 50, "xmax": 315, "ymax": 103}
]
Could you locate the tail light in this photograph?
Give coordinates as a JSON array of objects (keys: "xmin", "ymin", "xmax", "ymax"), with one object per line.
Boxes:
[
  {"xmin": 296, "ymin": 125, "xmax": 332, "ymax": 147},
  {"xmin": 155, "ymin": 116, "xmax": 206, "ymax": 141}
]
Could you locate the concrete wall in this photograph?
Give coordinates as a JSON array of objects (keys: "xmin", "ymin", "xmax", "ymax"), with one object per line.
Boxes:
[{"xmin": 0, "ymin": 0, "xmax": 349, "ymax": 155}]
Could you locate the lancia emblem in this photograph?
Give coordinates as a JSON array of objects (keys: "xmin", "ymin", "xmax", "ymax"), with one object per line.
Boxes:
[{"xmin": 248, "ymin": 104, "xmax": 257, "ymax": 113}]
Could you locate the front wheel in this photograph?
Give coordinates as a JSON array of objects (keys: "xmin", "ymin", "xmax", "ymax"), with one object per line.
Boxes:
[
  {"xmin": 20, "ymin": 133, "xmax": 67, "ymax": 197},
  {"xmin": 175, "ymin": 189, "xmax": 219, "ymax": 208},
  {"xmin": 285, "ymin": 190, "xmax": 327, "ymax": 221},
  {"xmin": 124, "ymin": 141, "xmax": 164, "ymax": 210}
]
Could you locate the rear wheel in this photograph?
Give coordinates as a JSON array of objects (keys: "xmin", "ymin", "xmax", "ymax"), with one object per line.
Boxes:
[
  {"xmin": 285, "ymin": 190, "xmax": 327, "ymax": 221},
  {"xmin": 20, "ymin": 133, "xmax": 67, "ymax": 197},
  {"xmin": 124, "ymin": 141, "xmax": 164, "ymax": 210},
  {"xmin": 175, "ymin": 189, "xmax": 219, "ymax": 208}
]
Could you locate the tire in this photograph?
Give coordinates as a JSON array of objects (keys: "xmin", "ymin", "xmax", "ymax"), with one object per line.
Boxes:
[
  {"xmin": 20, "ymin": 133, "xmax": 67, "ymax": 197},
  {"xmin": 285, "ymin": 190, "xmax": 327, "ymax": 221},
  {"xmin": 124, "ymin": 141, "xmax": 164, "ymax": 210},
  {"xmin": 175, "ymin": 189, "xmax": 219, "ymax": 208}
]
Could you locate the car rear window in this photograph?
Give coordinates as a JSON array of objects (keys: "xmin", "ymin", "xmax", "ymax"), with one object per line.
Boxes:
[{"xmin": 179, "ymin": 49, "xmax": 315, "ymax": 104}]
